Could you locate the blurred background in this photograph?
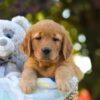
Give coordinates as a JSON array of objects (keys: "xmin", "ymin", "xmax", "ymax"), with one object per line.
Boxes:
[{"xmin": 0, "ymin": 0, "xmax": 100, "ymax": 100}]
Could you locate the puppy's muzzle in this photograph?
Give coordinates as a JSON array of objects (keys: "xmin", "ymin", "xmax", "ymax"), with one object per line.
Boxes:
[{"xmin": 42, "ymin": 47, "xmax": 51, "ymax": 57}]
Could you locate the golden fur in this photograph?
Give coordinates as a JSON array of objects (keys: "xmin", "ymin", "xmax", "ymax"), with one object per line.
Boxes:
[{"xmin": 20, "ymin": 20, "xmax": 83, "ymax": 94}]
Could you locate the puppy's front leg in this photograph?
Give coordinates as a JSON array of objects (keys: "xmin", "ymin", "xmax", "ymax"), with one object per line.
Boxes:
[
  {"xmin": 20, "ymin": 68, "xmax": 37, "ymax": 94},
  {"xmin": 55, "ymin": 66, "xmax": 75, "ymax": 92}
]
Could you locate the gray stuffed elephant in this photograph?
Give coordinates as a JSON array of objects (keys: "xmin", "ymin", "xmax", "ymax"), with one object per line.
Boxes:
[{"xmin": 0, "ymin": 16, "xmax": 31, "ymax": 77}]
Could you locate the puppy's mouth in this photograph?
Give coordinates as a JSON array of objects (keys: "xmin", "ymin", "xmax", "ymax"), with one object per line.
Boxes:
[
  {"xmin": 39, "ymin": 56, "xmax": 60, "ymax": 64},
  {"xmin": 41, "ymin": 55, "xmax": 51, "ymax": 61},
  {"xmin": 39, "ymin": 58, "xmax": 55, "ymax": 63},
  {"xmin": 40, "ymin": 54, "xmax": 59, "ymax": 62}
]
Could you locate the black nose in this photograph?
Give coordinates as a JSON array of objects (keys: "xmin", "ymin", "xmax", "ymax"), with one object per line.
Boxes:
[{"xmin": 42, "ymin": 48, "xmax": 51, "ymax": 55}]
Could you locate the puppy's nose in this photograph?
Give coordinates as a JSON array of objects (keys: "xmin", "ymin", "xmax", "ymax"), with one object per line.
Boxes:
[
  {"xmin": 0, "ymin": 38, "xmax": 7, "ymax": 46},
  {"xmin": 42, "ymin": 48, "xmax": 51, "ymax": 55}
]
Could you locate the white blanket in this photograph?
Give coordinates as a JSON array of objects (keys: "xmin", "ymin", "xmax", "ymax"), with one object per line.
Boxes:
[{"xmin": 0, "ymin": 72, "xmax": 78, "ymax": 100}]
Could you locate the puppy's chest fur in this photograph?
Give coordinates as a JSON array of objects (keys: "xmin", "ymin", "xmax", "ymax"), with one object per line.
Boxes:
[{"xmin": 35, "ymin": 61, "xmax": 59, "ymax": 77}]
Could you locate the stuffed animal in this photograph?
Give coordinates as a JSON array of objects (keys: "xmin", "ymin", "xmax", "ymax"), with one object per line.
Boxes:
[{"xmin": 0, "ymin": 16, "xmax": 31, "ymax": 77}]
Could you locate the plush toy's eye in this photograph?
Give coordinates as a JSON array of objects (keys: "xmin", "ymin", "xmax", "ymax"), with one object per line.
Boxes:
[
  {"xmin": 3, "ymin": 29, "xmax": 14, "ymax": 39},
  {"xmin": 6, "ymin": 34, "xmax": 12, "ymax": 38}
]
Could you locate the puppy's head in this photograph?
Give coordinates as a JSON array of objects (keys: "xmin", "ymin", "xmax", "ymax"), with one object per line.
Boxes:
[{"xmin": 21, "ymin": 20, "xmax": 73, "ymax": 61}]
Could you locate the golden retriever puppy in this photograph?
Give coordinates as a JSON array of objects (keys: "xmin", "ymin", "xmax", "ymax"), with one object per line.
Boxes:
[{"xmin": 20, "ymin": 20, "xmax": 83, "ymax": 94}]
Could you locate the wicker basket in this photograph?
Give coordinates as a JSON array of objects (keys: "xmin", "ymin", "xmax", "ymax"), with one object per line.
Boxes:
[{"xmin": 65, "ymin": 85, "xmax": 78, "ymax": 100}]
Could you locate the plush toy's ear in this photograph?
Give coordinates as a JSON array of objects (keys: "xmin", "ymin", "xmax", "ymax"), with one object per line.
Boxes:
[
  {"xmin": 12, "ymin": 16, "xmax": 31, "ymax": 31},
  {"xmin": 62, "ymin": 27, "xmax": 73, "ymax": 60},
  {"xmin": 20, "ymin": 30, "xmax": 32, "ymax": 57}
]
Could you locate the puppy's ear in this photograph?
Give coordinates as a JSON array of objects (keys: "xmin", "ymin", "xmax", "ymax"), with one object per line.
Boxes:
[
  {"xmin": 20, "ymin": 30, "xmax": 32, "ymax": 57},
  {"xmin": 62, "ymin": 27, "xmax": 73, "ymax": 60}
]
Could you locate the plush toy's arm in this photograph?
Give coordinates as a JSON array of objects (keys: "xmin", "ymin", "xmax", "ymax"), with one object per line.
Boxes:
[{"xmin": 6, "ymin": 62, "xmax": 20, "ymax": 75}]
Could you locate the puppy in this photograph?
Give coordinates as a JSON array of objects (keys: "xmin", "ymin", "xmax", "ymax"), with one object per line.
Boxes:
[{"xmin": 20, "ymin": 20, "xmax": 83, "ymax": 94}]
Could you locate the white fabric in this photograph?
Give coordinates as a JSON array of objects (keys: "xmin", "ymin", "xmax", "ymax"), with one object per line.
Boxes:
[
  {"xmin": 0, "ymin": 66, "xmax": 5, "ymax": 77},
  {"xmin": 0, "ymin": 72, "xmax": 78, "ymax": 100}
]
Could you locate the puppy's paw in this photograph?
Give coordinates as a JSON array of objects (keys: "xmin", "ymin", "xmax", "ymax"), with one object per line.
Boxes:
[
  {"xmin": 56, "ymin": 78, "xmax": 71, "ymax": 92},
  {"xmin": 20, "ymin": 78, "xmax": 37, "ymax": 94}
]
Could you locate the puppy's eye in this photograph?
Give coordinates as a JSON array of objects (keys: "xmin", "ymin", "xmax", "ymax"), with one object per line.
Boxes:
[
  {"xmin": 53, "ymin": 38, "xmax": 60, "ymax": 42},
  {"xmin": 35, "ymin": 37, "xmax": 41, "ymax": 40}
]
